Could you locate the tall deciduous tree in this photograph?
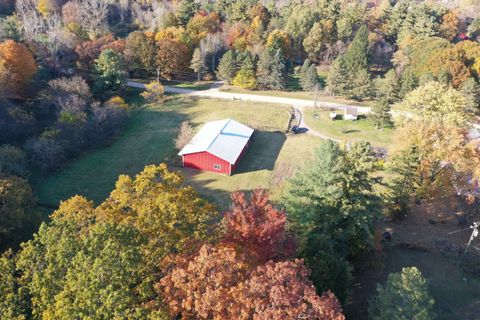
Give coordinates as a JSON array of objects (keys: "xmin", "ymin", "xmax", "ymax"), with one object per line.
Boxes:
[
  {"xmin": 125, "ymin": 31, "xmax": 157, "ymax": 72},
  {"xmin": 0, "ymin": 40, "xmax": 37, "ymax": 96},
  {"xmin": 369, "ymin": 267, "xmax": 435, "ymax": 320},
  {"xmin": 159, "ymin": 244, "xmax": 345, "ymax": 320},
  {"xmin": 222, "ymin": 190, "xmax": 293, "ymax": 262},
  {"xmin": 156, "ymin": 37, "xmax": 190, "ymax": 80}
]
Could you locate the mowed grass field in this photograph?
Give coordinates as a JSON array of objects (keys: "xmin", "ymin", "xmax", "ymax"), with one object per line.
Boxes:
[
  {"xmin": 37, "ymin": 96, "xmax": 322, "ymax": 209},
  {"xmin": 304, "ymin": 109, "xmax": 395, "ymax": 148}
]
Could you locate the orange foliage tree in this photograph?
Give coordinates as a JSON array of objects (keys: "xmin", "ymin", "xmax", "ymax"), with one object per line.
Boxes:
[
  {"xmin": 222, "ymin": 190, "xmax": 295, "ymax": 262},
  {"xmin": 159, "ymin": 244, "xmax": 345, "ymax": 320},
  {"xmin": 439, "ymin": 10, "xmax": 459, "ymax": 41},
  {"xmin": 0, "ymin": 40, "xmax": 37, "ymax": 96},
  {"xmin": 156, "ymin": 38, "xmax": 190, "ymax": 80}
]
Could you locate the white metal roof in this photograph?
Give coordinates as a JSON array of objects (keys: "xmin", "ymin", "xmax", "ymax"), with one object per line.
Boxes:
[{"xmin": 178, "ymin": 119, "xmax": 254, "ymax": 164}]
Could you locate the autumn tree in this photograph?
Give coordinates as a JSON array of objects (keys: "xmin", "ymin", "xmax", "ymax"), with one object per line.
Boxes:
[
  {"xmin": 235, "ymin": 259, "xmax": 345, "ymax": 320},
  {"xmin": 439, "ymin": 10, "xmax": 459, "ymax": 41},
  {"xmin": 266, "ymin": 29, "xmax": 291, "ymax": 57},
  {"xmin": 303, "ymin": 19, "xmax": 336, "ymax": 62},
  {"xmin": 369, "ymin": 267, "xmax": 435, "ymax": 320},
  {"xmin": 159, "ymin": 244, "xmax": 250, "ymax": 319},
  {"xmin": 159, "ymin": 244, "xmax": 345, "ymax": 320},
  {"xmin": 233, "ymin": 54, "xmax": 256, "ymax": 89},
  {"xmin": 390, "ymin": 82, "xmax": 480, "ymax": 200},
  {"xmin": 222, "ymin": 190, "xmax": 293, "ymax": 262},
  {"xmin": 75, "ymin": 34, "xmax": 117, "ymax": 68},
  {"xmin": 96, "ymin": 164, "xmax": 217, "ymax": 265},
  {"xmin": 0, "ymin": 40, "xmax": 37, "ymax": 96},
  {"xmin": 156, "ymin": 37, "xmax": 190, "ymax": 80},
  {"xmin": 125, "ymin": 31, "xmax": 157, "ymax": 72}
]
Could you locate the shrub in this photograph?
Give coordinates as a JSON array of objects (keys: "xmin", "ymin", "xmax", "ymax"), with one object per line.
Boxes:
[
  {"xmin": 0, "ymin": 145, "xmax": 28, "ymax": 177},
  {"xmin": 141, "ymin": 81, "xmax": 165, "ymax": 103},
  {"xmin": 175, "ymin": 121, "xmax": 194, "ymax": 150}
]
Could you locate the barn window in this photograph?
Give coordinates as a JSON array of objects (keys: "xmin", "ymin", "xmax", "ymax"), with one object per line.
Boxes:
[{"xmin": 213, "ymin": 164, "xmax": 222, "ymax": 170}]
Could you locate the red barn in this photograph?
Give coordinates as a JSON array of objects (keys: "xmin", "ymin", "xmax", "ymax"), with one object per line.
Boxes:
[{"xmin": 178, "ymin": 119, "xmax": 254, "ymax": 175}]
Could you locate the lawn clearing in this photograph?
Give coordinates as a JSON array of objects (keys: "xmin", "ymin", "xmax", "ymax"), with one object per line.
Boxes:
[
  {"xmin": 304, "ymin": 109, "xmax": 395, "ymax": 148},
  {"xmin": 37, "ymin": 96, "xmax": 314, "ymax": 209}
]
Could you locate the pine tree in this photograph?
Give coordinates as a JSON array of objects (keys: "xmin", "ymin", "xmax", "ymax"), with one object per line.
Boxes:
[
  {"xmin": 351, "ymin": 69, "xmax": 373, "ymax": 100},
  {"xmin": 369, "ymin": 267, "xmax": 435, "ymax": 320},
  {"xmin": 326, "ymin": 56, "xmax": 349, "ymax": 96},
  {"xmin": 375, "ymin": 69, "xmax": 400, "ymax": 103},
  {"xmin": 217, "ymin": 50, "xmax": 236, "ymax": 84},
  {"xmin": 190, "ymin": 47, "xmax": 206, "ymax": 83},
  {"xmin": 301, "ymin": 63, "xmax": 318, "ymax": 92},
  {"xmin": 256, "ymin": 49, "xmax": 286, "ymax": 90},
  {"xmin": 370, "ymin": 99, "xmax": 392, "ymax": 129},
  {"xmin": 343, "ymin": 25, "xmax": 370, "ymax": 74}
]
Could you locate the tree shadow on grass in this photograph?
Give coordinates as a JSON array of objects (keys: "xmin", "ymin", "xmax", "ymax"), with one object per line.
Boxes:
[{"xmin": 235, "ymin": 131, "xmax": 287, "ymax": 174}]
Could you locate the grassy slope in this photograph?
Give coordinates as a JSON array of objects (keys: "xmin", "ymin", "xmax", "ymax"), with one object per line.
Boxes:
[
  {"xmin": 304, "ymin": 109, "xmax": 395, "ymax": 148},
  {"xmin": 37, "ymin": 96, "xmax": 320, "ymax": 209}
]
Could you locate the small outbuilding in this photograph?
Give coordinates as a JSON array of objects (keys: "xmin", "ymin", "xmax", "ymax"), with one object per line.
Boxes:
[
  {"xmin": 344, "ymin": 106, "xmax": 358, "ymax": 121},
  {"xmin": 178, "ymin": 119, "xmax": 254, "ymax": 175}
]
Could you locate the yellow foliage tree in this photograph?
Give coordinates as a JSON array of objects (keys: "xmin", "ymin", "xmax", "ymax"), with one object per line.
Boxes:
[
  {"xmin": 266, "ymin": 29, "xmax": 291, "ymax": 57},
  {"xmin": 392, "ymin": 81, "xmax": 480, "ymax": 196},
  {"xmin": 96, "ymin": 164, "xmax": 218, "ymax": 263}
]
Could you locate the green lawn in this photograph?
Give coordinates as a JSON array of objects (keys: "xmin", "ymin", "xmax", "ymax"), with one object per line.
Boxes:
[
  {"xmin": 303, "ymin": 109, "xmax": 395, "ymax": 148},
  {"xmin": 221, "ymin": 86, "xmax": 374, "ymax": 107},
  {"xmin": 37, "ymin": 96, "xmax": 319, "ymax": 209}
]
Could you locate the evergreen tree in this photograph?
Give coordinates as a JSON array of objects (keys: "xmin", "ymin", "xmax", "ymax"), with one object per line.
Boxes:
[
  {"xmin": 94, "ymin": 49, "xmax": 127, "ymax": 92},
  {"xmin": 176, "ymin": 0, "xmax": 200, "ymax": 26},
  {"xmin": 190, "ymin": 47, "xmax": 206, "ymax": 83},
  {"xmin": 351, "ymin": 68, "xmax": 373, "ymax": 100},
  {"xmin": 256, "ymin": 49, "xmax": 286, "ymax": 90},
  {"xmin": 375, "ymin": 69, "xmax": 400, "ymax": 103},
  {"xmin": 343, "ymin": 25, "xmax": 370, "ymax": 74},
  {"xmin": 300, "ymin": 63, "xmax": 318, "ymax": 92},
  {"xmin": 370, "ymin": 99, "xmax": 392, "ymax": 129},
  {"xmin": 369, "ymin": 267, "xmax": 435, "ymax": 320},
  {"xmin": 217, "ymin": 50, "xmax": 236, "ymax": 84},
  {"xmin": 326, "ymin": 56, "xmax": 349, "ymax": 96}
]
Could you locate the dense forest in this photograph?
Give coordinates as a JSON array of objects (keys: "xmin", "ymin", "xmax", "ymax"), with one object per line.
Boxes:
[{"xmin": 1, "ymin": 0, "xmax": 480, "ymax": 319}]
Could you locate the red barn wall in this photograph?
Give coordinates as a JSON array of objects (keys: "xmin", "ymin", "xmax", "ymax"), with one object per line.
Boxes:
[{"xmin": 182, "ymin": 152, "xmax": 232, "ymax": 175}]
